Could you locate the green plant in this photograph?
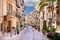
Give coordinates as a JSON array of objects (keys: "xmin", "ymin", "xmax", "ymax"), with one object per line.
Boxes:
[
  {"xmin": 47, "ymin": 27, "xmax": 60, "ymax": 40},
  {"xmin": 39, "ymin": 0, "xmax": 56, "ymax": 11},
  {"xmin": 53, "ymin": 33, "xmax": 60, "ymax": 40},
  {"xmin": 49, "ymin": 27, "xmax": 56, "ymax": 32},
  {"xmin": 16, "ymin": 26, "xmax": 19, "ymax": 34},
  {"xmin": 15, "ymin": 12, "xmax": 19, "ymax": 17},
  {"xmin": 15, "ymin": 12, "xmax": 21, "ymax": 18},
  {"xmin": 43, "ymin": 20, "xmax": 48, "ymax": 32},
  {"xmin": 20, "ymin": 24, "xmax": 23, "ymax": 28}
]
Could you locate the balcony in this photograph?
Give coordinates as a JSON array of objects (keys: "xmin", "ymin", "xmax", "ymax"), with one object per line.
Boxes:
[
  {"xmin": 16, "ymin": 4, "xmax": 20, "ymax": 8},
  {"xmin": 7, "ymin": 10, "xmax": 12, "ymax": 15},
  {"xmin": 7, "ymin": 10, "xmax": 15, "ymax": 16},
  {"xmin": 46, "ymin": 13, "xmax": 52, "ymax": 19},
  {"xmin": 15, "ymin": 13, "xmax": 21, "ymax": 18},
  {"xmin": 56, "ymin": 16, "xmax": 60, "ymax": 21},
  {"xmin": 16, "ymin": 0, "xmax": 20, "ymax": 8}
]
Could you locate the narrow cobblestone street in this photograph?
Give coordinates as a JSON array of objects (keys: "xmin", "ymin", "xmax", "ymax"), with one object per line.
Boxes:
[
  {"xmin": 0, "ymin": 0, "xmax": 60, "ymax": 40},
  {"xmin": 0, "ymin": 25, "xmax": 48, "ymax": 40}
]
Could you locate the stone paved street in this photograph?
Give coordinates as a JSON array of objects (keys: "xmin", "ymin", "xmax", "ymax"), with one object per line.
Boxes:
[{"xmin": 0, "ymin": 26, "xmax": 48, "ymax": 40}]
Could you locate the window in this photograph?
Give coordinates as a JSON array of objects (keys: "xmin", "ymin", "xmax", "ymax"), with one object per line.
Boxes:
[
  {"xmin": 16, "ymin": 0, "xmax": 20, "ymax": 8},
  {"xmin": 7, "ymin": 4, "xmax": 12, "ymax": 15},
  {"xmin": 21, "ymin": 3, "xmax": 24, "ymax": 6},
  {"xmin": 22, "ymin": 0, "xmax": 24, "ymax": 3},
  {"xmin": 47, "ymin": 12, "xmax": 52, "ymax": 18},
  {"xmin": 56, "ymin": 9, "xmax": 59, "ymax": 15},
  {"xmin": 56, "ymin": 21, "xmax": 60, "ymax": 26}
]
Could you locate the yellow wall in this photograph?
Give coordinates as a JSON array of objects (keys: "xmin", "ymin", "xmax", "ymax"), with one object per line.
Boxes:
[{"xmin": 7, "ymin": 0, "xmax": 16, "ymax": 12}]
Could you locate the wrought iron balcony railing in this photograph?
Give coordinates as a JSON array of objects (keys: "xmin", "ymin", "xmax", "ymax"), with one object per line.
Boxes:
[
  {"xmin": 16, "ymin": 4, "xmax": 20, "ymax": 8},
  {"xmin": 15, "ymin": 13, "xmax": 21, "ymax": 18},
  {"xmin": 46, "ymin": 15, "xmax": 52, "ymax": 19},
  {"xmin": 7, "ymin": 10, "xmax": 16, "ymax": 16},
  {"xmin": 56, "ymin": 17, "xmax": 60, "ymax": 21}
]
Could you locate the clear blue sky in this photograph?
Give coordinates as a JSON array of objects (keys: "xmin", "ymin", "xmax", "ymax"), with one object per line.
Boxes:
[
  {"xmin": 25, "ymin": 6, "xmax": 35, "ymax": 16},
  {"xmin": 24, "ymin": 0, "xmax": 39, "ymax": 16}
]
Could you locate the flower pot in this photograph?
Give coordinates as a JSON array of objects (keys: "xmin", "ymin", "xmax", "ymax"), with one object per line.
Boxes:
[{"xmin": 17, "ymin": 31, "xmax": 19, "ymax": 34}]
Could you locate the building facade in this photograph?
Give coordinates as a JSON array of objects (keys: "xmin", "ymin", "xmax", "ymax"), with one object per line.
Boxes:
[
  {"xmin": 44, "ymin": 0, "xmax": 60, "ymax": 32},
  {"xmin": 35, "ymin": 0, "xmax": 60, "ymax": 31},
  {"xmin": 0, "ymin": 0, "xmax": 25, "ymax": 34},
  {"xmin": 27, "ymin": 10, "xmax": 40, "ymax": 31},
  {"xmin": 16, "ymin": 0, "xmax": 25, "ymax": 26},
  {"xmin": 55, "ymin": 0, "xmax": 60, "ymax": 32},
  {"xmin": 35, "ymin": 2, "xmax": 43, "ymax": 30}
]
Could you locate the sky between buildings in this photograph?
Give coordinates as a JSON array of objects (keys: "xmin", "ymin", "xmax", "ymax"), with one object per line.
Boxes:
[
  {"xmin": 25, "ymin": 6, "xmax": 35, "ymax": 16},
  {"xmin": 25, "ymin": 0, "xmax": 40, "ymax": 16}
]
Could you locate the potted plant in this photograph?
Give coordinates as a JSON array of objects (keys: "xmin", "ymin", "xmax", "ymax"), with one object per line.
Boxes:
[
  {"xmin": 53, "ymin": 33, "xmax": 60, "ymax": 40},
  {"xmin": 20, "ymin": 24, "xmax": 23, "ymax": 28},
  {"xmin": 42, "ymin": 20, "xmax": 48, "ymax": 35},
  {"xmin": 16, "ymin": 26, "xmax": 19, "ymax": 34},
  {"xmin": 20, "ymin": 23, "xmax": 23, "ymax": 30},
  {"xmin": 15, "ymin": 12, "xmax": 21, "ymax": 18}
]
